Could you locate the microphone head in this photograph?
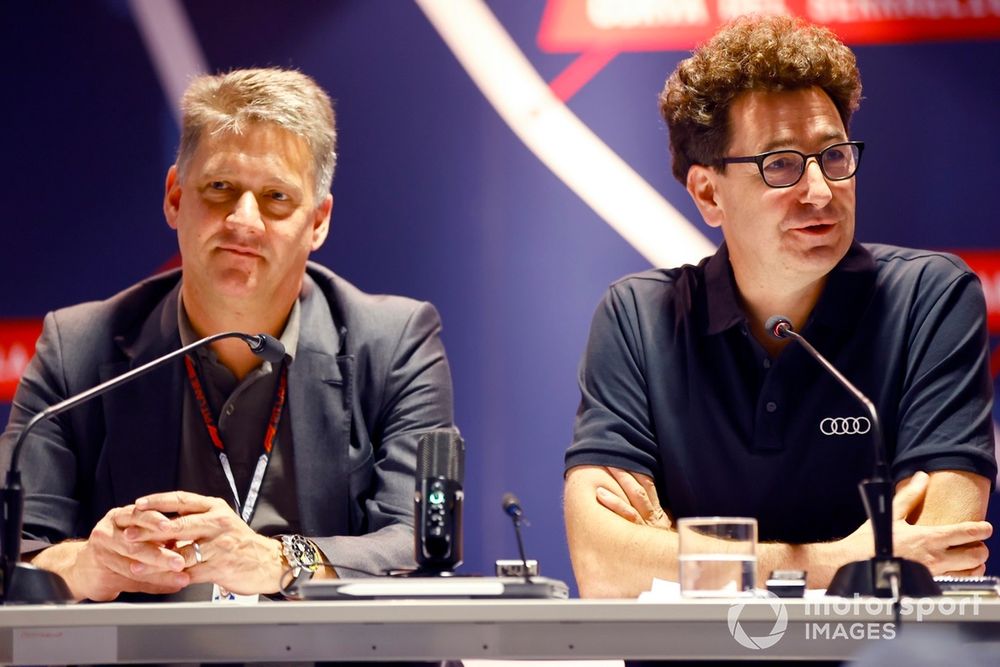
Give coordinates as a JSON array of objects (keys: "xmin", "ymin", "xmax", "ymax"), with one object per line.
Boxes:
[
  {"xmin": 502, "ymin": 492, "xmax": 523, "ymax": 518},
  {"xmin": 764, "ymin": 315, "xmax": 793, "ymax": 340},
  {"xmin": 417, "ymin": 430, "xmax": 464, "ymax": 482},
  {"xmin": 246, "ymin": 334, "xmax": 286, "ymax": 363}
]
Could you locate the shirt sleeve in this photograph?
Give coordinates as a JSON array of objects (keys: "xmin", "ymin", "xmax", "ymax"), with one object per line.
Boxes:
[
  {"xmin": 0, "ymin": 311, "xmax": 82, "ymax": 545},
  {"xmin": 891, "ymin": 262, "xmax": 997, "ymax": 488},
  {"xmin": 565, "ymin": 283, "xmax": 660, "ymax": 478}
]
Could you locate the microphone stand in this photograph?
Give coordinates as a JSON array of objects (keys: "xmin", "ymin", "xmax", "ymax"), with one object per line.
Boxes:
[
  {"xmin": 768, "ymin": 317, "xmax": 939, "ymax": 598},
  {"xmin": 1, "ymin": 331, "xmax": 284, "ymax": 603}
]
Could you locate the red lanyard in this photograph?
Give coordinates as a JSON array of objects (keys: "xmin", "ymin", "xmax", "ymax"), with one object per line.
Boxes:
[{"xmin": 183, "ymin": 354, "xmax": 288, "ymax": 523}]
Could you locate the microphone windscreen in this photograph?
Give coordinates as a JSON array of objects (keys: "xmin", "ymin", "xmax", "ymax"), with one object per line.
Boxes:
[
  {"xmin": 502, "ymin": 492, "xmax": 522, "ymax": 517},
  {"xmin": 248, "ymin": 334, "xmax": 287, "ymax": 363},
  {"xmin": 417, "ymin": 430, "xmax": 464, "ymax": 482},
  {"xmin": 764, "ymin": 315, "xmax": 793, "ymax": 340}
]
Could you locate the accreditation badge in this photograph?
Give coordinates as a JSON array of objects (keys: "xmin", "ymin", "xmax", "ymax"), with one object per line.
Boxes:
[{"xmin": 211, "ymin": 583, "xmax": 259, "ymax": 604}]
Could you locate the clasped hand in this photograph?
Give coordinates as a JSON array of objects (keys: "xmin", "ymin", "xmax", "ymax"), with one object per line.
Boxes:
[{"xmin": 69, "ymin": 491, "xmax": 281, "ymax": 601}]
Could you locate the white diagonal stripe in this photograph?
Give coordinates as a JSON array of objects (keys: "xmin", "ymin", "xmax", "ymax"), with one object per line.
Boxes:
[
  {"xmin": 129, "ymin": 0, "xmax": 208, "ymax": 125},
  {"xmin": 415, "ymin": 0, "xmax": 716, "ymax": 268}
]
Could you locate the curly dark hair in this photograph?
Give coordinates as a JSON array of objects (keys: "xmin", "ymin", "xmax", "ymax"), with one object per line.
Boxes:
[{"xmin": 659, "ymin": 15, "xmax": 862, "ymax": 184}]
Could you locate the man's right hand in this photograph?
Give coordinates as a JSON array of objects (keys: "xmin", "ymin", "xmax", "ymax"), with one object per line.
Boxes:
[
  {"xmin": 838, "ymin": 471, "xmax": 992, "ymax": 576},
  {"xmin": 31, "ymin": 504, "xmax": 191, "ymax": 602}
]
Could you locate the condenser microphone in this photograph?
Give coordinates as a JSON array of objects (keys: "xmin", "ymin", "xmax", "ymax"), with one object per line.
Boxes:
[
  {"xmin": 765, "ymin": 315, "xmax": 938, "ymax": 598},
  {"xmin": 414, "ymin": 430, "xmax": 464, "ymax": 574},
  {"xmin": 1, "ymin": 330, "xmax": 286, "ymax": 603}
]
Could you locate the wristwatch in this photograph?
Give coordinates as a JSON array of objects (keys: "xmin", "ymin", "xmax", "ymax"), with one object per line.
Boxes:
[{"xmin": 278, "ymin": 534, "xmax": 322, "ymax": 588}]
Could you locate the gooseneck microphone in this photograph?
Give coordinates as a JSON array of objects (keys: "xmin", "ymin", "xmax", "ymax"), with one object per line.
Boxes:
[
  {"xmin": 243, "ymin": 333, "xmax": 287, "ymax": 364},
  {"xmin": 766, "ymin": 315, "xmax": 939, "ymax": 598},
  {"xmin": 766, "ymin": 316, "xmax": 889, "ymax": 482},
  {"xmin": 502, "ymin": 492, "xmax": 532, "ymax": 583},
  {"xmin": 414, "ymin": 430, "xmax": 464, "ymax": 574},
  {"xmin": 502, "ymin": 492, "xmax": 524, "ymax": 521},
  {"xmin": 1, "ymin": 331, "xmax": 285, "ymax": 603}
]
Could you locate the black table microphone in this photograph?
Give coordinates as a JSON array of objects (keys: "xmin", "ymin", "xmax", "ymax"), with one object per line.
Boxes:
[
  {"xmin": 1, "ymin": 331, "xmax": 285, "ymax": 603},
  {"xmin": 414, "ymin": 430, "xmax": 464, "ymax": 574},
  {"xmin": 766, "ymin": 315, "xmax": 939, "ymax": 598}
]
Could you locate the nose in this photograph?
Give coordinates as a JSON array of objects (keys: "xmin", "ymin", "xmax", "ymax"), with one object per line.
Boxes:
[
  {"xmin": 226, "ymin": 191, "xmax": 265, "ymax": 232},
  {"xmin": 799, "ymin": 158, "xmax": 833, "ymax": 208}
]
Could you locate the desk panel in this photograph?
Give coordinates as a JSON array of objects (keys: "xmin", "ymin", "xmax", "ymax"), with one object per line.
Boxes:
[{"xmin": 0, "ymin": 598, "xmax": 997, "ymax": 663}]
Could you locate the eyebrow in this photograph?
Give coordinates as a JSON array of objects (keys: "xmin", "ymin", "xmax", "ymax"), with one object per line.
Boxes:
[
  {"xmin": 200, "ymin": 170, "xmax": 304, "ymax": 195},
  {"xmin": 757, "ymin": 131, "xmax": 847, "ymax": 154}
]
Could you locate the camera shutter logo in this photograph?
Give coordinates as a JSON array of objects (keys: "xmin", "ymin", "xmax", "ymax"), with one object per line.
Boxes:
[
  {"xmin": 819, "ymin": 416, "xmax": 871, "ymax": 436},
  {"xmin": 727, "ymin": 592, "xmax": 788, "ymax": 650}
]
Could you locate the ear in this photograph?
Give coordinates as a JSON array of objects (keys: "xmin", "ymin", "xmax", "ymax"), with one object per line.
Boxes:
[
  {"xmin": 163, "ymin": 165, "xmax": 182, "ymax": 230},
  {"xmin": 310, "ymin": 194, "xmax": 333, "ymax": 251},
  {"xmin": 686, "ymin": 165, "xmax": 725, "ymax": 229}
]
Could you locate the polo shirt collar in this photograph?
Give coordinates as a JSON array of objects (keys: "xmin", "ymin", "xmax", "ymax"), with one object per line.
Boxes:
[
  {"xmin": 704, "ymin": 242, "xmax": 745, "ymax": 335},
  {"xmin": 702, "ymin": 240, "xmax": 877, "ymax": 335},
  {"xmin": 176, "ymin": 283, "xmax": 305, "ymax": 366}
]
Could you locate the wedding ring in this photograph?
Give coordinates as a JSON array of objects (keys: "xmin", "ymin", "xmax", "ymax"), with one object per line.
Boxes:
[{"xmin": 193, "ymin": 542, "xmax": 203, "ymax": 565}]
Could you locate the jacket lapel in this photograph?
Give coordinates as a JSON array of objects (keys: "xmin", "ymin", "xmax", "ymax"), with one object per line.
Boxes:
[
  {"xmin": 99, "ymin": 285, "xmax": 184, "ymax": 507},
  {"xmin": 289, "ymin": 283, "xmax": 353, "ymax": 536}
]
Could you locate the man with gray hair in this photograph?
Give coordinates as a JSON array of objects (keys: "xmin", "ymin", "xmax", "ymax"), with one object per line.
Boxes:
[{"xmin": 1, "ymin": 68, "xmax": 454, "ymax": 601}]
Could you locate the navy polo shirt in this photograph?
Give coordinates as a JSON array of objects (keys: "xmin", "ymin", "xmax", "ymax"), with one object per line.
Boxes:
[{"xmin": 566, "ymin": 241, "xmax": 997, "ymax": 544}]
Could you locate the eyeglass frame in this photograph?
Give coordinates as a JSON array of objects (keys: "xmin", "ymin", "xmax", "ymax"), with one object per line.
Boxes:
[{"xmin": 719, "ymin": 141, "xmax": 865, "ymax": 188}]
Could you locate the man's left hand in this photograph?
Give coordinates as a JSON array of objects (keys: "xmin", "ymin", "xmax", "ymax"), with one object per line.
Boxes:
[
  {"xmin": 130, "ymin": 491, "xmax": 284, "ymax": 595},
  {"xmin": 595, "ymin": 466, "xmax": 673, "ymax": 530}
]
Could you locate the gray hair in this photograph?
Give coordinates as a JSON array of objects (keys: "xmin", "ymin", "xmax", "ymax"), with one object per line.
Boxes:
[{"xmin": 176, "ymin": 67, "xmax": 337, "ymax": 202}]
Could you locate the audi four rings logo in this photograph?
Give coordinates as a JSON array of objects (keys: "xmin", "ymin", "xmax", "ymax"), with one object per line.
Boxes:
[{"xmin": 820, "ymin": 417, "xmax": 872, "ymax": 435}]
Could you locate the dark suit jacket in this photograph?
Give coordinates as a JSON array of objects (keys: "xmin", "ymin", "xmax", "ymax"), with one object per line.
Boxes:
[{"xmin": 0, "ymin": 262, "xmax": 454, "ymax": 578}]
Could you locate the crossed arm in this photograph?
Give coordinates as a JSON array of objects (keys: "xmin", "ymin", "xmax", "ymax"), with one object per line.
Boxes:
[{"xmin": 564, "ymin": 464, "xmax": 992, "ymax": 598}]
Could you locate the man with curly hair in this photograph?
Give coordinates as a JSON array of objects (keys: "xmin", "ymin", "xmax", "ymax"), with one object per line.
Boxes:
[{"xmin": 564, "ymin": 15, "xmax": 995, "ymax": 597}]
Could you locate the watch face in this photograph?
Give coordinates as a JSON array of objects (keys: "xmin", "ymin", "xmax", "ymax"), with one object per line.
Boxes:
[
  {"xmin": 297, "ymin": 540, "xmax": 318, "ymax": 567},
  {"xmin": 284, "ymin": 535, "xmax": 319, "ymax": 570}
]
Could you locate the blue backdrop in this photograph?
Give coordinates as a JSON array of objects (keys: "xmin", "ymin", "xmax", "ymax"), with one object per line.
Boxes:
[{"xmin": 3, "ymin": 1, "xmax": 999, "ymax": 594}]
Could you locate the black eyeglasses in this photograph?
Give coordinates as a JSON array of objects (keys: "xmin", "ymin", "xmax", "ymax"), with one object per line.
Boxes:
[{"xmin": 720, "ymin": 141, "xmax": 865, "ymax": 188}]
